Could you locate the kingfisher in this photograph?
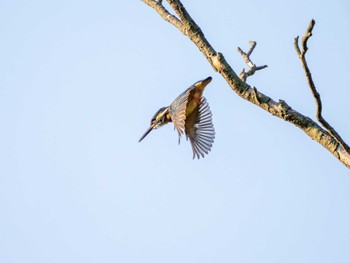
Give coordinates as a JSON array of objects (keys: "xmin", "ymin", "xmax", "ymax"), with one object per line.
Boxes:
[{"xmin": 138, "ymin": 76, "xmax": 215, "ymax": 159}]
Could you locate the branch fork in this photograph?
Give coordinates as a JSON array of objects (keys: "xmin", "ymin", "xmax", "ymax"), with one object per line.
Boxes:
[{"xmin": 237, "ymin": 41, "xmax": 268, "ymax": 82}]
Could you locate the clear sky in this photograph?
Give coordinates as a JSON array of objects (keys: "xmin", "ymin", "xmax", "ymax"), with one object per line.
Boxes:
[{"xmin": 1, "ymin": 0, "xmax": 350, "ymax": 262}]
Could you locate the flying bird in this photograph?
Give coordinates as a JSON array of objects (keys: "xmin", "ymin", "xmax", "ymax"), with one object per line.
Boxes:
[{"xmin": 139, "ymin": 77, "xmax": 215, "ymax": 159}]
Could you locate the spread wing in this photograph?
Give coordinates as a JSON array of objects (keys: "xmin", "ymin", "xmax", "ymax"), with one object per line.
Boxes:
[
  {"xmin": 185, "ymin": 97, "xmax": 215, "ymax": 159},
  {"xmin": 168, "ymin": 87, "xmax": 192, "ymax": 137}
]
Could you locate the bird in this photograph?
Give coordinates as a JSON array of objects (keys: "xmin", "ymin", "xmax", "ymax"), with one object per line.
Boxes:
[{"xmin": 138, "ymin": 76, "xmax": 215, "ymax": 159}]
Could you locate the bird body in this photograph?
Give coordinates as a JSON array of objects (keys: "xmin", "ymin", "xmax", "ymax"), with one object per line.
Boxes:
[{"xmin": 139, "ymin": 77, "xmax": 215, "ymax": 159}]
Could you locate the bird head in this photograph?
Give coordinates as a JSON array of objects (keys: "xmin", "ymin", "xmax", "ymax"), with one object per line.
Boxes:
[
  {"xmin": 193, "ymin": 76, "xmax": 212, "ymax": 90},
  {"xmin": 138, "ymin": 106, "xmax": 171, "ymax": 142}
]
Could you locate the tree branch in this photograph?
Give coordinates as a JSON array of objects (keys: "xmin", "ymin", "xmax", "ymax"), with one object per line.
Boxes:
[
  {"xmin": 294, "ymin": 19, "xmax": 350, "ymax": 155},
  {"xmin": 237, "ymin": 41, "xmax": 268, "ymax": 82},
  {"xmin": 141, "ymin": 0, "xmax": 350, "ymax": 169}
]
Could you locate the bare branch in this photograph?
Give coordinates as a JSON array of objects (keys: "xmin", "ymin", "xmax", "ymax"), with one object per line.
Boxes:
[
  {"xmin": 294, "ymin": 36, "xmax": 301, "ymax": 56},
  {"xmin": 247, "ymin": 41, "xmax": 255, "ymax": 57},
  {"xmin": 301, "ymin": 19, "xmax": 315, "ymax": 56},
  {"xmin": 237, "ymin": 41, "xmax": 268, "ymax": 82},
  {"xmin": 294, "ymin": 19, "xmax": 350, "ymax": 154},
  {"xmin": 142, "ymin": 1, "xmax": 350, "ymax": 169}
]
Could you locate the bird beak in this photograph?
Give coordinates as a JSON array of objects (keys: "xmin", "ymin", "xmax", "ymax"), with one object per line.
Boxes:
[
  {"xmin": 138, "ymin": 125, "xmax": 154, "ymax": 142},
  {"xmin": 202, "ymin": 76, "xmax": 212, "ymax": 86},
  {"xmin": 194, "ymin": 76, "xmax": 212, "ymax": 90}
]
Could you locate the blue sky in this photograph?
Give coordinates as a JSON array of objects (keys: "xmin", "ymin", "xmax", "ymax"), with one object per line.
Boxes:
[{"xmin": 1, "ymin": 0, "xmax": 350, "ymax": 262}]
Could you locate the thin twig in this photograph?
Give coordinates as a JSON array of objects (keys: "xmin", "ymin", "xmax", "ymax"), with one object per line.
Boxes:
[
  {"xmin": 294, "ymin": 19, "xmax": 350, "ymax": 154},
  {"xmin": 238, "ymin": 41, "xmax": 268, "ymax": 82}
]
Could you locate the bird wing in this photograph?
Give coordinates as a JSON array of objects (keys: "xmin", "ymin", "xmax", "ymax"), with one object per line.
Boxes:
[
  {"xmin": 185, "ymin": 97, "xmax": 215, "ymax": 159},
  {"xmin": 169, "ymin": 87, "xmax": 192, "ymax": 137}
]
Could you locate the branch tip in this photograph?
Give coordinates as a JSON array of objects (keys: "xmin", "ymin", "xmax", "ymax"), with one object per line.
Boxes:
[
  {"xmin": 294, "ymin": 36, "xmax": 301, "ymax": 56},
  {"xmin": 247, "ymin": 41, "xmax": 256, "ymax": 56}
]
